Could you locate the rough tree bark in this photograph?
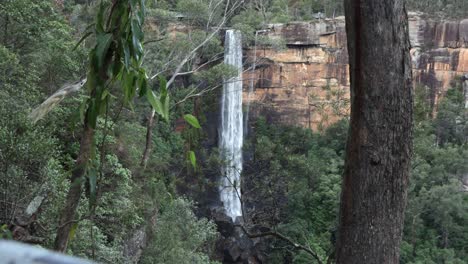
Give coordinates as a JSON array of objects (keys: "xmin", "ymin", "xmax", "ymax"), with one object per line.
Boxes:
[
  {"xmin": 140, "ymin": 111, "xmax": 157, "ymax": 168},
  {"xmin": 54, "ymin": 122, "xmax": 94, "ymax": 252},
  {"xmin": 335, "ymin": 0, "xmax": 413, "ymax": 263},
  {"xmin": 54, "ymin": 28, "xmax": 114, "ymax": 253}
]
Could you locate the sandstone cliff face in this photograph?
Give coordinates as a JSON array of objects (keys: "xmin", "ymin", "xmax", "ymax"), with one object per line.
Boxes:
[{"xmin": 243, "ymin": 13, "xmax": 468, "ymax": 129}]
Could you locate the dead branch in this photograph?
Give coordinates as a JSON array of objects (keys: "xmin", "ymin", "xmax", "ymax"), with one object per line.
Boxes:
[
  {"xmin": 236, "ymin": 224, "xmax": 324, "ymax": 264},
  {"xmin": 29, "ymin": 78, "xmax": 87, "ymax": 123}
]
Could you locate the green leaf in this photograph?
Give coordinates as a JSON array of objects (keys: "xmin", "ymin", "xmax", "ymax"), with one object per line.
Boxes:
[
  {"xmin": 139, "ymin": 76, "xmax": 148, "ymax": 97},
  {"xmin": 87, "ymin": 99, "xmax": 98, "ymax": 129},
  {"xmin": 184, "ymin": 114, "xmax": 201, "ymax": 129},
  {"xmin": 122, "ymin": 73, "xmax": 137, "ymax": 103},
  {"xmin": 119, "ymin": 9, "xmax": 130, "ymax": 32},
  {"xmin": 132, "ymin": 34, "xmax": 143, "ymax": 58},
  {"xmin": 101, "ymin": 89, "xmax": 110, "ymax": 100},
  {"xmin": 162, "ymin": 93, "xmax": 170, "ymax": 120},
  {"xmin": 159, "ymin": 76, "xmax": 168, "ymax": 98},
  {"xmin": 146, "ymin": 89, "xmax": 165, "ymax": 118},
  {"xmin": 96, "ymin": 33, "xmax": 112, "ymax": 67},
  {"xmin": 158, "ymin": 76, "xmax": 170, "ymax": 119},
  {"xmin": 145, "ymin": 77, "xmax": 170, "ymax": 121},
  {"xmin": 130, "ymin": 0, "xmax": 137, "ymax": 10},
  {"xmin": 68, "ymin": 223, "xmax": 79, "ymax": 241},
  {"xmin": 188, "ymin": 150, "xmax": 197, "ymax": 169},
  {"xmin": 139, "ymin": 0, "xmax": 146, "ymax": 23},
  {"xmin": 96, "ymin": 2, "xmax": 108, "ymax": 33},
  {"xmin": 123, "ymin": 41, "xmax": 130, "ymax": 70},
  {"xmin": 131, "ymin": 18, "xmax": 143, "ymax": 39}
]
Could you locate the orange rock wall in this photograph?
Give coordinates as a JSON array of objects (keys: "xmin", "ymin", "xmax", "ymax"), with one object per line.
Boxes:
[{"xmin": 243, "ymin": 13, "xmax": 468, "ymax": 129}]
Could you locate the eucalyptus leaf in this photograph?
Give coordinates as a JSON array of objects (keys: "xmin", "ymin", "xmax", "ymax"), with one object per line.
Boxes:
[
  {"xmin": 189, "ymin": 150, "xmax": 197, "ymax": 169},
  {"xmin": 96, "ymin": 33, "xmax": 112, "ymax": 67},
  {"xmin": 123, "ymin": 41, "xmax": 131, "ymax": 70},
  {"xmin": 146, "ymin": 89, "xmax": 165, "ymax": 119},
  {"xmin": 184, "ymin": 114, "xmax": 201, "ymax": 129},
  {"xmin": 68, "ymin": 223, "xmax": 79, "ymax": 241}
]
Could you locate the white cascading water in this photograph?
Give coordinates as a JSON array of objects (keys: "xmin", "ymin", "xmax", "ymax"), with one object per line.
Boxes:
[{"xmin": 219, "ymin": 30, "xmax": 243, "ymax": 221}]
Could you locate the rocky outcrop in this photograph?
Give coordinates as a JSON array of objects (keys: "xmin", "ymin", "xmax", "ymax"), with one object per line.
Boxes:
[{"xmin": 243, "ymin": 13, "xmax": 468, "ymax": 129}]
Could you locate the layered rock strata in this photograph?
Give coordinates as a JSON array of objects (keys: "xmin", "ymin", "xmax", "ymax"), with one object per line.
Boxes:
[{"xmin": 243, "ymin": 13, "xmax": 468, "ymax": 129}]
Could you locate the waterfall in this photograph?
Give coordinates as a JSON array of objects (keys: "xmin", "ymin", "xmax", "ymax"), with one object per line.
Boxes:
[{"xmin": 219, "ymin": 30, "xmax": 243, "ymax": 221}]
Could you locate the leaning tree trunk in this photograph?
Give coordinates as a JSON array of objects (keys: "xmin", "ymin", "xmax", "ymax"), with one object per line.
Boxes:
[
  {"xmin": 54, "ymin": 121, "xmax": 94, "ymax": 252},
  {"xmin": 54, "ymin": 19, "xmax": 115, "ymax": 251},
  {"xmin": 335, "ymin": 1, "xmax": 413, "ymax": 263},
  {"xmin": 140, "ymin": 111, "xmax": 158, "ymax": 168}
]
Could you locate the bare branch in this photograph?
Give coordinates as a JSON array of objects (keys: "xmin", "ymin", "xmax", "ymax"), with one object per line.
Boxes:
[
  {"xmin": 29, "ymin": 78, "xmax": 87, "ymax": 123},
  {"xmin": 235, "ymin": 224, "xmax": 324, "ymax": 264}
]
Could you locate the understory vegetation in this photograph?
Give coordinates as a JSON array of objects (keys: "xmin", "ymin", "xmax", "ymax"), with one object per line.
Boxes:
[
  {"xmin": 0, "ymin": 0, "xmax": 467, "ymax": 263},
  {"xmin": 243, "ymin": 82, "xmax": 468, "ymax": 264},
  {"xmin": 243, "ymin": 82, "xmax": 467, "ymax": 263}
]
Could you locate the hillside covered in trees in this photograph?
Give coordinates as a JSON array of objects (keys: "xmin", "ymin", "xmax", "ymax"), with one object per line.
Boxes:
[{"xmin": 0, "ymin": 0, "xmax": 467, "ymax": 263}]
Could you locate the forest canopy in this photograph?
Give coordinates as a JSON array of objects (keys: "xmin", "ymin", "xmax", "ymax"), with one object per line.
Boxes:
[{"xmin": 0, "ymin": 0, "xmax": 467, "ymax": 263}]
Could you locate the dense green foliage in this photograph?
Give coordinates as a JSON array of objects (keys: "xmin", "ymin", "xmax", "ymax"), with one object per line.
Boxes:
[
  {"xmin": 243, "ymin": 118, "xmax": 345, "ymax": 263},
  {"xmin": 1, "ymin": 0, "xmax": 467, "ymax": 263},
  {"xmin": 0, "ymin": 0, "xmax": 84, "ymax": 239},
  {"xmin": 141, "ymin": 198, "xmax": 219, "ymax": 264},
  {"xmin": 244, "ymin": 83, "xmax": 467, "ymax": 263},
  {"xmin": 0, "ymin": 0, "xmax": 221, "ymax": 261}
]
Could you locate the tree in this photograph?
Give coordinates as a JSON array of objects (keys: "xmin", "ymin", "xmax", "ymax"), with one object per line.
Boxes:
[
  {"xmin": 54, "ymin": 0, "xmax": 149, "ymax": 252},
  {"xmin": 140, "ymin": 0, "xmax": 243, "ymax": 168},
  {"xmin": 335, "ymin": 1, "xmax": 413, "ymax": 263}
]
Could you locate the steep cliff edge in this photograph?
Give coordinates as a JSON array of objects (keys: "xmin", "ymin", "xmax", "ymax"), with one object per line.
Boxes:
[{"xmin": 243, "ymin": 12, "xmax": 468, "ymax": 129}]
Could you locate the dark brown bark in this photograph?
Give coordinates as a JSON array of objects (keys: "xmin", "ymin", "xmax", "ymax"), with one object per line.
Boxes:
[
  {"xmin": 54, "ymin": 122, "xmax": 94, "ymax": 252},
  {"xmin": 53, "ymin": 0, "xmax": 121, "ymax": 253},
  {"xmin": 335, "ymin": 1, "xmax": 413, "ymax": 263},
  {"xmin": 140, "ymin": 111, "xmax": 158, "ymax": 168}
]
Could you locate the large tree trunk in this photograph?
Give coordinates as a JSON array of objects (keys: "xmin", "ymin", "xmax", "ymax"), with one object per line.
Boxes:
[{"xmin": 335, "ymin": 1, "xmax": 413, "ymax": 263}]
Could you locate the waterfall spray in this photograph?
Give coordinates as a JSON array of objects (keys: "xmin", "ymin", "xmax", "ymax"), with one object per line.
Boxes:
[{"xmin": 219, "ymin": 30, "xmax": 243, "ymax": 221}]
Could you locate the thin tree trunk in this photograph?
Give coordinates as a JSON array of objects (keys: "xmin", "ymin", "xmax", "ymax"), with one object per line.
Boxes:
[
  {"xmin": 53, "ymin": 0, "xmax": 124, "ymax": 252},
  {"xmin": 140, "ymin": 6, "xmax": 232, "ymax": 168},
  {"xmin": 140, "ymin": 111, "xmax": 158, "ymax": 168},
  {"xmin": 335, "ymin": 0, "xmax": 413, "ymax": 263},
  {"xmin": 54, "ymin": 121, "xmax": 94, "ymax": 252}
]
